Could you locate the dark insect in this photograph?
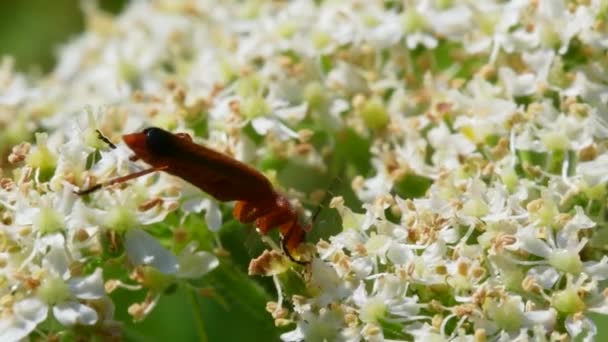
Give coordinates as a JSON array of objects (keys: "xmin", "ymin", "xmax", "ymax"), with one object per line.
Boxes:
[{"xmin": 77, "ymin": 127, "xmax": 309, "ymax": 264}]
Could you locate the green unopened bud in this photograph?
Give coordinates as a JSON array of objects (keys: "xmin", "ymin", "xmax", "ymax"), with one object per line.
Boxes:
[
  {"xmin": 118, "ymin": 61, "xmax": 137, "ymax": 83},
  {"xmin": 360, "ymin": 297, "xmax": 387, "ymax": 323},
  {"xmin": 494, "ymin": 298, "xmax": 523, "ymax": 332},
  {"xmin": 151, "ymin": 112, "xmax": 178, "ymax": 131},
  {"xmin": 449, "ymin": 275, "xmax": 472, "ymax": 292},
  {"xmin": 365, "ymin": 234, "xmax": 389, "ymax": 254},
  {"xmin": 436, "ymin": 0, "xmax": 453, "ymax": 9},
  {"xmin": 37, "ymin": 277, "xmax": 71, "ymax": 305},
  {"xmin": 242, "ymin": 96, "xmax": 269, "ymax": 118},
  {"xmin": 363, "ymin": 15, "xmax": 380, "ymax": 28},
  {"xmin": 599, "ymin": 0, "xmax": 608, "ymax": 19},
  {"xmin": 502, "ymin": 269, "xmax": 524, "ymax": 292},
  {"xmin": 548, "ymin": 250, "xmax": 582, "ymax": 274},
  {"xmin": 528, "ymin": 197, "xmax": 559, "ymax": 227},
  {"xmin": 34, "ymin": 207, "xmax": 64, "ymax": 235},
  {"xmin": 360, "ymin": 97, "xmax": 390, "ymax": 130},
  {"xmin": 547, "ymin": 58, "xmax": 569, "ymax": 88},
  {"xmin": 140, "ymin": 266, "xmax": 176, "ymax": 292},
  {"xmin": 4, "ymin": 117, "xmax": 31, "ymax": 148},
  {"xmin": 582, "ymin": 183, "xmax": 606, "ymax": 201},
  {"xmin": 462, "ymin": 198, "xmax": 489, "ymax": 217},
  {"xmin": 477, "ymin": 14, "xmax": 497, "ymax": 35},
  {"xmin": 539, "ymin": 25, "xmax": 560, "ymax": 49},
  {"xmin": 241, "ymin": 1, "xmax": 261, "ymax": 19},
  {"xmin": 26, "ymin": 133, "xmax": 57, "ymax": 181},
  {"xmin": 500, "ymin": 167, "xmax": 518, "ymax": 192},
  {"xmin": 541, "ymin": 131, "xmax": 569, "ymax": 151},
  {"xmin": 277, "ymin": 22, "xmax": 296, "ymax": 38},
  {"xmin": 304, "ymin": 82, "xmax": 327, "ymax": 110},
  {"xmin": 312, "ymin": 31, "xmax": 331, "ymax": 50},
  {"xmin": 105, "ymin": 207, "xmax": 136, "ymax": 232},
  {"xmin": 402, "ymin": 9, "xmax": 428, "ymax": 33},
  {"xmin": 219, "ymin": 61, "xmax": 237, "ymax": 83},
  {"xmin": 237, "ymin": 74, "xmax": 263, "ymax": 97},
  {"xmin": 552, "ymin": 288, "xmax": 585, "ymax": 314}
]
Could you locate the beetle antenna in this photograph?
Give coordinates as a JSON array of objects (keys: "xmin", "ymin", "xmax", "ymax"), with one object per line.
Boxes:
[
  {"xmin": 75, "ymin": 165, "xmax": 168, "ymax": 195},
  {"xmin": 96, "ymin": 129, "xmax": 117, "ymax": 149}
]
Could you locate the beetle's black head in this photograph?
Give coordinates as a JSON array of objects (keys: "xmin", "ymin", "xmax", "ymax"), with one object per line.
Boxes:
[{"xmin": 142, "ymin": 127, "xmax": 175, "ymax": 155}]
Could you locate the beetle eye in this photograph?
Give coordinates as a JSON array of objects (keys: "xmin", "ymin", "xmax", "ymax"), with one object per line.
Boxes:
[{"xmin": 143, "ymin": 127, "xmax": 173, "ymax": 154}]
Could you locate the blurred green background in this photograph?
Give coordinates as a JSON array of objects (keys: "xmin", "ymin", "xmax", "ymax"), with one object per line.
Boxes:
[
  {"xmin": 1, "ymin": 1, "xmax": 607, "ymax": 341},
  {"xmin": 0, "ymin": 0, "xmax": 125, "ymax": 72}
]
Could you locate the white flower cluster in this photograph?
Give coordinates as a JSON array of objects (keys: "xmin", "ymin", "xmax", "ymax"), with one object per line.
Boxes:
[{"xmin": 1, "ymin": 0, "xmax": 608, "ymax": 341}]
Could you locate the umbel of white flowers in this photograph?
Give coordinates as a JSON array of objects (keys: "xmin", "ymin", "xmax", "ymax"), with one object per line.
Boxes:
[{"xmin": 1, "ymin": 1, "xmax": 608, "ymax": 341}]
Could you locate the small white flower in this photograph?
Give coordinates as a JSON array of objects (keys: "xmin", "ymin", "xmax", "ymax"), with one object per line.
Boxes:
[
  {"xmin": 0, "ymin": 298, "xmax": 47, "ymax": 342},
  {"xmin": 176, "ymin": 242, "xmax": 219, "ymax": 279},
  {"xmin": 427, "ymin": 123, "xmax": 476, "ymax": 170},
  {"xmin": 125, "ymin": 228, "xmax": 179, "ymax": 275},
  {"xmin": 182, "ymin": 195, "xmax": 223, "ymax": 232}
]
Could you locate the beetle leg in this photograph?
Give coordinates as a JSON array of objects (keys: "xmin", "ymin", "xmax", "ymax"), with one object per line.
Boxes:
[
  {"xmin": 280, "ymin": 219, "xmax": 307, "ymax": 265},
  {"xmin": 233, "ymin": 200, "xmax": 275, "ymax": 223}
]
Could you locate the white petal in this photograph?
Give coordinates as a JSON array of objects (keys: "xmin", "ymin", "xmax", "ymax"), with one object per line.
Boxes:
[
  {"xmin": 39, "ymin": 230, "xmax": 66, "ymax": 248},
  {"xmin": 588, "ymin": 299, "xmax": 608, "ymax": 315},
  {"xmin": 204, "ymin": 200, "xmax": 222, "ymax": 232},
  {"xmin": 386, "ymin": 243, "xmax": 412, "ymax": 265},
  {"xmin": 499, "ymin": 67, "xmax": 536, "ymax": 97},
  {"xmin": 181, "ymin": 198, "xmax": 222, "ymax": 231},
  {"xmin": 280, "ymin": 327, "xmax": 305, "ymax": 342},
  {"xmin": 0, "ymin": 298, "xmax": 48, "ymax": 342},
  {"xmin": 53, "ymin": 302, "xmax": 98, "ymax": 326},
  {"xmin": 351, "ymin": 258, "xmax": 373, "ymax": 279},
  {"xmin": 14, "ymin": 207, "xmax": 38, "ymax": 226},
  {"xmin": 177, "ymin": 248, "xmax": 219, "ymax": 279},
  {"xmin": 182, "ymin": 197, "xmax": 207, "ymax": 213},
  {"xmin": 138, "ymin": 204, "xmax": 174, "ymax": 225},
  {"xmin": 523, "ymin": 308, "xmax": 556, "ymax": 330},
  {"xmin": 14, "ymin": 297, "xmax": 48, "ymax": 324},
  {"xmin": 251, "ymin": 117, "xmax": 299, "ymax": 140},
  {"xmin": 125, "ymin": 229, "xmax": 178, "ymax": 275},
  {"xmin": 44, "ymin": 244, "xmax": 70, "ymax": 279},
  {"xmin": 583, "ymin": 256, "xmax": 608, "ymax": 280},
  {"xmin": 565, "ymin": 315, "xmax": 596, "ymax": 341},
  {"xmin": 329, "ymin": 98, "xmax": 349, "ymax": 116},
  {"xmin": 251, "ymin": 117, "xmax": 275, "ymax": 135},
  {"xmin": 517, "ymin": 229, "xmax": 552, "ymax": 258},
  {"xmin": 439, "ymin": 226, "xmax": 459, "ymax": 244},
  {"xmin": 351, "ymin": 284, "xmax": 368, "ymax": 307},
  {"xmin": 563, "ymin": 206, "xmax": 595, "ymax": 233},
  {"xmin": 522, "ymin": 50, "xmax": 554, "ymax": 82},
  {"xmin": 589, "ymin": 112, "xmax": 608, "ymax": 139},
  {"xmin": 0, "ymin": 317, "xmax": 36, "ymax": 342},
  {"xmin": 274, "ymin": 103, "xmax": 308, "ymax": 122},
  {"xmin": 527, "ymin": 266, "xmax": 560, "ymax": 289},
  {"xmin": 275, "ymin": 122, "xmax": 300, "ymax": 140},
  {"xmin": 69, "ymin": 268, "xmax": 105, "ymax": 300}
]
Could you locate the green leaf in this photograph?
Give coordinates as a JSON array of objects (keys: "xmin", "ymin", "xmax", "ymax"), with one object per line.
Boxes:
[
  {"xmin": 332, "ymin": 129, "xmax": 372, "ymax": 177},
  {"xmin": 393, "ymin": 173, "xmax": 433, "ymax": 199}
]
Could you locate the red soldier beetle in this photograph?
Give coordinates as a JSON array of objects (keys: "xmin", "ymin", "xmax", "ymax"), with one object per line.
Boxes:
[{"xmin": 76, "ymin": 127, "xmax": 309, "ymax": 264}]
